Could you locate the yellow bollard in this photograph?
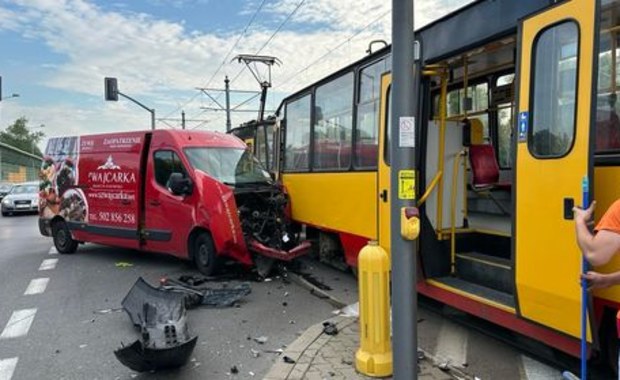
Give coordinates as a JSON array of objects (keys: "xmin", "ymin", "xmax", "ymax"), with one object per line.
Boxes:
[{"xmin": 355, "ymin": 241, "xmax": 393, "ymax": 377}]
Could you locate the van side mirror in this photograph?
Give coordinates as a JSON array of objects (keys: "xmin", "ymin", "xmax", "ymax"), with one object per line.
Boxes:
[{"xmin": 168, "ymin": 172, "xmax": 193, "ymax": 196}]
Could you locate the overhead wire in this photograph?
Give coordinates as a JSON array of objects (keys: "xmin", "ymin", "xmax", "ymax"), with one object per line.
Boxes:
[
  {"xmin": 277, "ymin": 7, "xmax": 391, "ymax": 91},
  {"xmin": 162, "ymin": 0, "xmax": 268, "ymax": 120},
  {"xmin": 191, "ymin": 0, "xmax": 306, "ymax": 127},
  {"xmin": 227, "ymin": 0, "xmax": 306, "ymax": 86}
]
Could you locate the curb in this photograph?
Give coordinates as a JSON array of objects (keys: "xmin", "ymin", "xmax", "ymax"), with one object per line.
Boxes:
[{"xmin": 263, "ymin": 315, "xmax": 357, "ymax": 380}]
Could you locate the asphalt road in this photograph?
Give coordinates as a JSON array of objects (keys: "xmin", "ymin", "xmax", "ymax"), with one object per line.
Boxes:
[
  {"xmin": 0, "ymin": 214, "xmax": 351, "ymax": 380},
  {"xmin": 0, "ymin": 214, "xmax": 602, "ymax": 380}
]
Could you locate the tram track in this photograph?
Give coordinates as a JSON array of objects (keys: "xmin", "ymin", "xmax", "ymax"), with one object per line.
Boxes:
[{"xmin": 419, "ymin": 295, "xmax": 614, "ymax": 379}]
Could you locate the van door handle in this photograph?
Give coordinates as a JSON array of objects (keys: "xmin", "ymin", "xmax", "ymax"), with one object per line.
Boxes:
[
  {"xmin": 149, "ymin": 200, "xmax": 161, "ymax": 207},
  {"xmin": 379, "ymin": 189, "xmax": 388, "ymax": 202},
  {"xmin": 121, "ymin": 199, "xmax": 131, "ymax": 205}
]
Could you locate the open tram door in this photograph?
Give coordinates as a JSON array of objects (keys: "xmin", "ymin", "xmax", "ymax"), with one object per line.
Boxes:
[{"xmin": 515, "ymin": 0, "xmax": 598, "ymax": 342}]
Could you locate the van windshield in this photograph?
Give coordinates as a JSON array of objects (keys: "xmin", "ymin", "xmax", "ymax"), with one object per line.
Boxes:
[{"xmin": 184, "ymin": 147, "xmax": 272, "ymax": 186}]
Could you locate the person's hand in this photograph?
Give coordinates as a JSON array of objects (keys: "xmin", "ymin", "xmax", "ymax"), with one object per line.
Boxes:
[
  {"xmin": 582, "ymin": 271, "xmax": 610, "ymax": 290},
  {"xmin": 573, "ymin": 201, "xmax": 596, "ymax": 225}
]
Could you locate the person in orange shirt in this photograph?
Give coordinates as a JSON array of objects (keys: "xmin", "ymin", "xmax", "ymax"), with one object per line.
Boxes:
[
  {"xmin": 574, "ymin": 200, "xmax": 620, "ymax": 288},
  {"xmin": 574, "ymin": 199, "xmax": 620, "ymax": 378}
]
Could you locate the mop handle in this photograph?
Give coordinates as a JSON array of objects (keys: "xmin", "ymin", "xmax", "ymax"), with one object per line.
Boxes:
[{"xmin": 581, "ymin": 175, "xmax": 589, "ymax": 380}]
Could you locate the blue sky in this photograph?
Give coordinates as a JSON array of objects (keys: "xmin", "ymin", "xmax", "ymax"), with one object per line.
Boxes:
[{"xmin": 0, "ymin": 0, "xmax": 471, "ymax": 148}]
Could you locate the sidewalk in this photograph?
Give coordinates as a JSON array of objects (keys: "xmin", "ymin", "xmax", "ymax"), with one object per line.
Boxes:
[{"xmin": 264, "ymin": 315, "xmax": 470, "ymax": 380}]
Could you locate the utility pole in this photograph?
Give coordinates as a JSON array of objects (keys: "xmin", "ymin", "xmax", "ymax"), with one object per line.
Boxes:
[
  {"xmin": 181, "ymin": 110, "xmax": 186, "ymax": 130},
  {"xmin": 225, "ymin": 76, "xmax": 231, "ymax": 132},
  {"xmin": 391, "ymin": 0, "xmax": 419, "ymax": 379}
]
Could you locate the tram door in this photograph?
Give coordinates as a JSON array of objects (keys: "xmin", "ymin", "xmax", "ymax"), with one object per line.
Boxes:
[
  {"xmin": 377, "ymin": 73, "xmax": 392, "ymax": 254},
  {"xmin": 515, "ymin": 0, "xmax": 597, "ymax": 340}
]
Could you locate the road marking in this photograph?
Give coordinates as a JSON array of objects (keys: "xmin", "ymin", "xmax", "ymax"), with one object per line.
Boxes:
[
  {"xmin": 520, "ymin": 355, "xmax": 561, "ymax": 379},
  {"xmin": 0, "ymin": 357, "xmax": 18, "ymax": 380},
  {"xmin": 435, "ymin": 320, "xmax": 469, "ymax": 367},
  {"xmin": 0, "ymin": 309, "xmax": 37, "ymax": 339},
  {"xmin": 48, "ymin": 247, "xmax": 57, "ymax": 255},
  {"xmin": 38, "ymin": 258, "xmax": 58, "ymax": 271},
  {"xmin": 24, "ymin": 278, "xmax": 49, "ymax": 295}
]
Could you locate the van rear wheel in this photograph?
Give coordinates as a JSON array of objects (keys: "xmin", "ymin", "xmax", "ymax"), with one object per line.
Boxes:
[
  {"xmin": 52, "ymin": 220, "xmax": 78, "ymax": 254},
  {"xmin": 194, "ymin": 233, "xmax": 219, "ymax": 276}
]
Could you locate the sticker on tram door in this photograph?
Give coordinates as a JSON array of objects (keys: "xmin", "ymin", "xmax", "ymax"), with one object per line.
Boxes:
[
  {"xmin": 398, "ymin": 170, "xmax": 415, "ymax": 200},
  {"xmin": 518, "ymin": 112, "xmax": 529, "ymax": 142}
]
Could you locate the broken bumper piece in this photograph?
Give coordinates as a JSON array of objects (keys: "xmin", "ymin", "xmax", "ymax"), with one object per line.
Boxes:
[
  {"xmin": 115, "ymin": 336, "xmax": 198, "ymax": 372},
  {"xmin": 248, "ymin": 239, "xmax": 312, "ymax": 261},
  {"xmin": 114, "ymin": 277, "xmax": 198, "ymax": 372}
]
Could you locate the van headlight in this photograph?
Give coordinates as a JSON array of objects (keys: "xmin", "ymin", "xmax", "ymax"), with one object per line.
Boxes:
[{"xmin": 2, "ymin": 199, "xmax": 10, "ymax": 205}]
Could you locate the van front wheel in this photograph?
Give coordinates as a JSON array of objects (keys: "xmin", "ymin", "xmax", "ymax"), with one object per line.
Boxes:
[
  {"xmin": 52, "ymin": 220, "xmax": 78, "ymax": 254},
  {"xmin": 194, "ymin": 233, "xmax": 219, "ymax": 276}
]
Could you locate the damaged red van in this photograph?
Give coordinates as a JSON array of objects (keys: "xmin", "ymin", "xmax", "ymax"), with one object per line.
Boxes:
[{"xmin": 38, "ymin": 130, "xmax": 310, "ymax": 274}]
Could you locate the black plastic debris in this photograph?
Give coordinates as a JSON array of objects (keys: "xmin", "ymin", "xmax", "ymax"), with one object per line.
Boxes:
[
  {"xmin": 114, "ymin": 277, "xmax": 198, "ymax": 372},
  {"xmin": 161, "ymin": 277, "xmax": 251, "ymax": 308},
  {"xmin": 322, "ymin": 321, "xmax": 338, "ymax": 336},
  {"xmin": 231, "ymin": 365, "xmax": 239, "ymax": 374},
  {"xmin": 283, "ymin": 356, "xmax": 296, "ymax": 364}
]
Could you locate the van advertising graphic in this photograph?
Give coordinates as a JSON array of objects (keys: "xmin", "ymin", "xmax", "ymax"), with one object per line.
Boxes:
[
  {"xmin": 40, "ymin": 136, "xmax": 87, "ymax": 223},
  {"xmin": 40, "ymin": 134, "xmax": 142, "ymax": 229},
  {"xmin": 77, "ymin": 135, "xmax": 141, "ymax": 228}
]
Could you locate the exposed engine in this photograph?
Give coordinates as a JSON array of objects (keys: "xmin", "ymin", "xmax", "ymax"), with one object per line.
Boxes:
[{"xmin": 234, "ymin": 186, "xmax": 299, "ymax": 252}]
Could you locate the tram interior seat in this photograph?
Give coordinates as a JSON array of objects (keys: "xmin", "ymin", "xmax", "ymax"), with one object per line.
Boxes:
[
  {"xmin": 464, "ymin": 118, "xmax": 511, "ymax": 216},
  {"xmin": 468, "ymin": 144, "xmax": 511, "ymax": 215}
]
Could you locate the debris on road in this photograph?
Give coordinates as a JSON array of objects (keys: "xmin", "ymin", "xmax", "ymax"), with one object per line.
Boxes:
[
  {"xmin": 282, "ymin": 356, "xmax": 296, "ymax": 364},
  {"xmin": 250, "ymin": 348, "xmax": 260, "ymax": 358},
  {"xmin": 253, "ymin": 336, "xmax": 268, "ymax": 344},
  {"xmin": 299, "ymin": 272, "xmax": 332, "ymax": 291},
  {"xmin": 114, "ymin": 277, "xmax": 198, "ymax": 372},
  {"xmin": 160, "ymin": 277, "xmax": 251, "ymax": 308},
  {"xmin": 115, "ymin": 262, "xmax": 133, "ymax": 268},
  {"xmin": 334, "ymin": 302, "xmax": 359, "ymax": 318},
  {"xmin": 322, "ymin": 321, "xmax": 338, "ymax": 336},
  {"xmin": 287, "ymin": 272, "xmax": 346, "ymax": 309},
  {"xmin": 231, "ymin": 365, "xmax": 239, "ymax": 374},
  {"xmin": 93, "ymin": 307, "xmax": 123, "ymax": 315}
]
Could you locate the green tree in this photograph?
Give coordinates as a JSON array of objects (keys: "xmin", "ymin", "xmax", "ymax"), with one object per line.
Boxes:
[{"xmin": 0, "ymin": 117, "xmax": 45, "ymax": 156}]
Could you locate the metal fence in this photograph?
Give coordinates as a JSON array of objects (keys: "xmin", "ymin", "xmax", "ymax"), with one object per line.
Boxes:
[{"xmin": 0, "ymin": 142, "xmax": 42, "ymax": 183}]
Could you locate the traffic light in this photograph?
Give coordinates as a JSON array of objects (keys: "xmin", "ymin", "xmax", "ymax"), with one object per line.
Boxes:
[{"xmin": 104, "ymin": 77, "xmax": 118, "ymax": 101}]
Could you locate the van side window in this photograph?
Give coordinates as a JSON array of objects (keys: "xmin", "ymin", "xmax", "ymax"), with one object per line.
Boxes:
[{"xmin": 154, "ymin": 150, "xmax": 187, "ymax": 189}]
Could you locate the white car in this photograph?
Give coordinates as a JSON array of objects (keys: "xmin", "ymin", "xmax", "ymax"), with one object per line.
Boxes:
[{"xmin": 1, "ymin": 182, "xmax": 39, "ymax": 216}]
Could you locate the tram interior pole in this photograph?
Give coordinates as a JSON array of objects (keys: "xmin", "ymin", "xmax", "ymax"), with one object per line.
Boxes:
[{"xmin": 391, "ymin": 0, "xmax": 418, "ymax": 379}]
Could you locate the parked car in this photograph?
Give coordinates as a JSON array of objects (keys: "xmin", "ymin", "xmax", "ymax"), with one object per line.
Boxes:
[
  {"xmin": 0, "ymin": 183, "xmax": 13, "ymax": 201},
  {"xmin": 1, "ymin": 182, "xmax": 39, "ymax": 216}
]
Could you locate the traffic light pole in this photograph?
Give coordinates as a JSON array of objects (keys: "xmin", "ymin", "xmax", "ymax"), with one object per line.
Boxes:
[
  {"xmin": 117, "ymin": 92, "xmax": 156, "ymax": 130},
  {"xmin": 391, "ymin": 0, "xmax": 418, "ymax": 379}
]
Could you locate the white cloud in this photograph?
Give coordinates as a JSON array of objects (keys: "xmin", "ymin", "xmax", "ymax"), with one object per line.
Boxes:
[{"xmin": 0, "ymin": 0, "xmax": 473, "ymax": 136}]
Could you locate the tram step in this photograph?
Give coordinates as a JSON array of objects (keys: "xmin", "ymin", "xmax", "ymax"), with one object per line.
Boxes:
[{"xmin": 455, "ymin": 252, "xmax": 513, "ymax": 294}]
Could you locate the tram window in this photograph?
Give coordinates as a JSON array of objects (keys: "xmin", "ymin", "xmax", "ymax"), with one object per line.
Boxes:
[
  {"xmin": 496, "ymin": 74, "xmax": 515, "ymax": 168},
  {"xmin": 313, "ymin": 72, "xmax": 354, "ymax": 170},
  {"xmin": 498, "ymin": 105, "xmax": 513, "ymax": 167},
  {"xmin": 284, "ymin": 94, "xmax": 311, "ymax": 171},
  {"xmin": 446, "ymin": 83, "xmax": 488, "ymax": 116},
  {"xmin": 594, "ymin": 3, "xmax": 620, "ymax": 154},
  {"xmin": 529, "ymin": 22, "xmax": 578, "ymax": 158},
  {"xmin": 355, "ymin": 59, "xmax": 387, "ymax": 169}
]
